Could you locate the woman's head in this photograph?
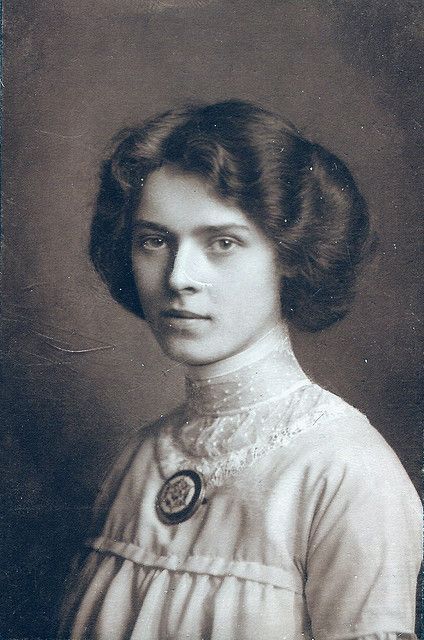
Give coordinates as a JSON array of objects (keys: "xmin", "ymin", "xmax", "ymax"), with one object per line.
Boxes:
[
  {"xmin": 90, "ymin": 100, "xmax": 371, "ymax": 355},
  {"xmin": 131, "ymin": 165, "xmax": 284, "ymax": 365}
]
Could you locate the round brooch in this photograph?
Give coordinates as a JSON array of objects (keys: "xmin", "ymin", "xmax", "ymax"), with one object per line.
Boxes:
[{"xmin": 156, "ymin": 469, "xmax": 205, "ymax": 525}]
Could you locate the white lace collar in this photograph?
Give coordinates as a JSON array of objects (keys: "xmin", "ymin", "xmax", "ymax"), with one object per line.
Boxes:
[
  {"xmin": 155, "ymin": 327, "xmax": 343, "ymax": 488},
  {"xmin": 184, "ymin": 328, "xmax": 307, "ymax": 417}
]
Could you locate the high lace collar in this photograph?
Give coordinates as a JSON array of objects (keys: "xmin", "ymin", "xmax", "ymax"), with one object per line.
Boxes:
[
  {"xmin": 184, "ymin": 326, "xmax": 308, "ymax": 417},
  {"xmin": 156, "ymin": 327, "xmax": 345, "ymax": 488}
]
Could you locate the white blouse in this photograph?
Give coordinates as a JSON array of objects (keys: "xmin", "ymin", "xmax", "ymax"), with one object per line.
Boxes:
[{"xmin": 60, "ymin": 333, "xmax": 422, "ymax": 640}]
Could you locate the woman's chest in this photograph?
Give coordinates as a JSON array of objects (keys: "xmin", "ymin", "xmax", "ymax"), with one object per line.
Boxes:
[{"xmin": 98, "ymin": 442, "xmax": 315, "ymax": 583}]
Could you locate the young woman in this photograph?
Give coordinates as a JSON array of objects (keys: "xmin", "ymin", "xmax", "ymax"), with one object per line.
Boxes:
[{"xmin": 60, "ymin": 100, "xmax": 422, "ymax": 639}]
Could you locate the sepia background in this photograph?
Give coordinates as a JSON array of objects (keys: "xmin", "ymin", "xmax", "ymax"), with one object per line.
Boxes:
[{"xmin": 2, "ymin": 1, "xmax": 422, "ymax": 637}]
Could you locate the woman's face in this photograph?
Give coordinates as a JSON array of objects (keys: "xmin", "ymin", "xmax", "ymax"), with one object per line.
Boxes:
[{"xmin": 131, "ymin": 166, "xmax": 283, "ymax": 366}]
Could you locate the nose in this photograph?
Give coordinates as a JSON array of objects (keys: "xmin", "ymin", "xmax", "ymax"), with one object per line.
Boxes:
[{"xmin": 167, "ymin": 242, "xmax": 205, "ymax": 293}]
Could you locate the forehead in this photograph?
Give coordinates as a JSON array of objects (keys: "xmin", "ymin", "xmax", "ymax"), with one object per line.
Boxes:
[{"xmin": 135, "ymin": 165, "xmax": 251, "ymax": 232}]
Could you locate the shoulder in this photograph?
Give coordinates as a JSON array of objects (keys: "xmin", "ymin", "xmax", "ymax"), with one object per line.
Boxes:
[
  {"xmin": 284, "ymin": 383, "xmax": 421, "ymax": 517},
  {"xmin": 90, "ymin": 408, "xmax": 182, "ymax": 526},
  {"xmin": 113, "ymin": 406, "xmax": 184, "ymax": 463},
  {"xmin": 291, "ymin": 383, "xmax": 406, "ymax": 466}
]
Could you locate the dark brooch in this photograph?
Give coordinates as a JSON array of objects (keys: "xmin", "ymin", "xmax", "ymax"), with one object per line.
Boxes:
[{"xmin": 156, "ymin": 469, "xmax": 205, "ymax": 525}]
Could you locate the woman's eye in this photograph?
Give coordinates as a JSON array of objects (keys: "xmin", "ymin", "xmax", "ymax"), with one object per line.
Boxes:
[
  {"xmin": 210, "ymin": 238, "xmax": 238, "ymax": 253},
  {"xmin": 138, "ymin": 236, "xmax": 168, "ymax": 251}
]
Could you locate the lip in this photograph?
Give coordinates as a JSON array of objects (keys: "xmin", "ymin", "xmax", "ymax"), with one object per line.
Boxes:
[{"xmin": 161, "ymin": 309, "xmax": 211, "ymax": 320}]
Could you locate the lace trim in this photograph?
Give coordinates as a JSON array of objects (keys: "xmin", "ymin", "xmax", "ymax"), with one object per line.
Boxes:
[{"xmin": 157, "ymin": 385, "xmax": 352, "ymax": 489}]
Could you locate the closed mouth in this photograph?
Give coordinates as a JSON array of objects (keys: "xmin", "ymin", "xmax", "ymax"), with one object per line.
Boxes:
[{"xmin": 161, "ymin": 309, "xmax": 210, "ymax": 320}]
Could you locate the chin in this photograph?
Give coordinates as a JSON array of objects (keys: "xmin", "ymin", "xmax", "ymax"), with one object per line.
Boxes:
[
  {"xmin": 158, "ymin": 338, "xmax": 225, "ymax": 366},
  {"xmin": 162, "ymin": 346, "xmax": 216, "ymax": 366}
]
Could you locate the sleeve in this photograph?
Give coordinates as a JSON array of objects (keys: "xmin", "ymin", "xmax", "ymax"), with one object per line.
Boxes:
[{"xmin": 304, "ymin": 444, "xmax": 422, "ymax": 640}]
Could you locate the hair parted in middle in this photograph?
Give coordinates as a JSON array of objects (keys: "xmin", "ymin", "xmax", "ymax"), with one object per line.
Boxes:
[{"xmin": 90, "ymin": 99, "xmax": 371, "ymax": 331}]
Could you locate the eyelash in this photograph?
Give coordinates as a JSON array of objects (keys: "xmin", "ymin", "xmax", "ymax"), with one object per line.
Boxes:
[
  {"xmin": 134, "ymin": 236, "xmax": 241, "ymax": 254},
  {"xmin": 137, "ymin": 236, "xmax": 168, "ymax": 251},
  {"xmin": 209, "ymin": 237, "xmax": 240, "ymax": 253}
]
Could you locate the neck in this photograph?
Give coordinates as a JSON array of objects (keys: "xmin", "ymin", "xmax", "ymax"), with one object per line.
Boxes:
[
  {"xmin": 184, "ymin": 323, "xmax": 308, "ymax": 416},
  {"xmin": 186, "ymin": 323, "xmax": 291, "ymax": 380}
]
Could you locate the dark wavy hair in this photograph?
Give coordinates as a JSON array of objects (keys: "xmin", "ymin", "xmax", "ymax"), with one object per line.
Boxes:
[{"xmin": 90, "ymin": 100, "xmax": 372, "ymax": 331}]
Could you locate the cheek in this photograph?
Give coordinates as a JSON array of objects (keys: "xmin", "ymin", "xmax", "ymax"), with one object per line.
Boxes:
[
  {"xmin": 132, "ymin": 257, "xmax": 163, "ymax": 296},
  {"xmin": 232, "ymin": 257, "xmax": 281, "ymax": 296},
  {"xmin": 215, "ymin": 260, "xmax": 281, "ymax": 311}
]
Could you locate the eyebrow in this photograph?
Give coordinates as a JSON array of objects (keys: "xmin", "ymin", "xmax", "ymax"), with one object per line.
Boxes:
[
  {"xmin": 132, "ymin": 220, "xmax": 170, "ymax": 233},
  {"xmin": 132, "ymin": 220, "xmax": 252, "ymax": 235}
]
